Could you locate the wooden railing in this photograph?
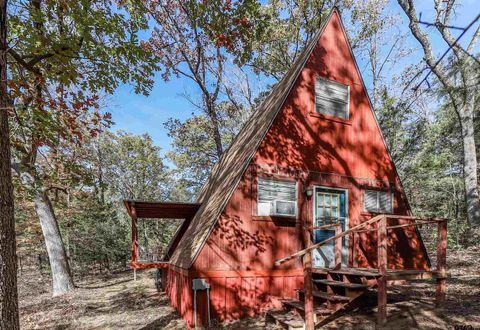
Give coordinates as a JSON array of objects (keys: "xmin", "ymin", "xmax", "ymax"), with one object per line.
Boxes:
[
  {"xmin": 275, "ymin": 214, "xmax": 385, "ymax": 266},
  {"xmin": 275, "ymin": 214, "xmax": 448, "ymax": 329}
]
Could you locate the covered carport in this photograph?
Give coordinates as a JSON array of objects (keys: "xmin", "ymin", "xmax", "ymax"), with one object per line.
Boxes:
[{"xmin": 123, "ymin": 200, "xmax": 201, "ymax": 277}]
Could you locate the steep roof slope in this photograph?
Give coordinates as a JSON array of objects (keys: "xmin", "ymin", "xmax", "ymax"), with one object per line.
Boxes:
[{"xmin": 169, "ymin": 9, "xmax": 338, "ymax": 268}]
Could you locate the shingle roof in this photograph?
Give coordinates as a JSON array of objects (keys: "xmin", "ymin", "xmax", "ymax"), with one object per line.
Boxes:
[{"xmin": 169, "ymin": 9, "xmax": 337, "ymax": 268}]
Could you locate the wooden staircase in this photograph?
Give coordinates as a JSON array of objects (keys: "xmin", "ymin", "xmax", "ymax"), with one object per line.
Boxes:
[
  {"xmin": 266, "ymin": 214, "xmax": 449, "ymax": 329},
  {"xmin": 265, "ymin": 268, "xmax": 376, "ymax": 329}
]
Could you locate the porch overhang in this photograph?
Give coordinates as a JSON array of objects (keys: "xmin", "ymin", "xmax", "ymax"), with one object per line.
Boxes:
[
  {"xmin": 123, "ymin": 200, "xmax": 201, "ymax": 269},
  {"xmin": 123, "ymin": 200, "xmax": 201, "ymax": 219}
]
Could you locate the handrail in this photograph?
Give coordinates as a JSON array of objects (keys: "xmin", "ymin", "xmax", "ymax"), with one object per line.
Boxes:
[
  {"xmin": 274, "ymin": 214, "xmax": 385, "ymax": 266},
  {"xmin": 304, "ymin": 223, "xmax": 340, "ymax": 231},
  {"xmin": 275, "ymin": 214, "xmax": 449, "ymax": 266},
  {"xmin": 353, "ymin": 218, "xmax": 448, "ymax": 234},
  {"xmin": 376, "ymin": 215, "xmax": 448, "ymax": 222}
]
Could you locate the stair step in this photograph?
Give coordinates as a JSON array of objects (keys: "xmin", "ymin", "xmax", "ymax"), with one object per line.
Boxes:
[
  {"xmin": 281, "ymin": 299, "xmax": 333, "ymax": 315},
  {"xmin": 313, "ymin": 279, "xmax": 369, "ymax": 289},
  {"xmin": 297, "ymin": 289, "xmax": 351, "ymax": 302},
  {"xmin": 265, "ymin": 309, "xmax": 305, "ymax": 329},
  {"xmin": 327, "ymin": 268, "xmax": 380, "ymax": 277}
]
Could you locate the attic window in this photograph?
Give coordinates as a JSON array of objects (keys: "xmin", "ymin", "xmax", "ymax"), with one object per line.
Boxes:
[
  {"xmin": 364, "ymin": 190, "xmax": 392, "ymax": 213},
  {"xmin": 257, "ymin": 178, "xmax": 297, "ymax": 217},
  {"xmin": 315, "ymin": 77, "xmax": 349, "ymax": 120}
]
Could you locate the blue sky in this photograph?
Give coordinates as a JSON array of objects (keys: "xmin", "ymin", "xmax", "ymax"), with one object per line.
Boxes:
[{"xmin": 108, "ymin": 0, "xmax": 479, "ymax": 159}]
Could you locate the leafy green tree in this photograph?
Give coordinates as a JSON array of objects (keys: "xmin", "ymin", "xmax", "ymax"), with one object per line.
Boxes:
[
  {"xmin": 348, "ymin": 0, "xmax": 413, "ymax": 108},
  {"xmin": 60, "ymin": 195, "xmax": 130, "ymax": 272},
  {"xmin": 166, "ymin": 101, "xmax": 251, "ymax": 194},
  {"xmin": 397, "ymin": 0, "xmax": 480, "ymax": 226},
  {"xmin": 54, "ymin": 130, "xmax": 177, "ymax": 269},
  {"xmin": 142, "ymin": 0, "xmax": 266, "ymax": 157},
  {"xmin": 402, "ymin": 104, "xmax": 467, "ymax": 247},
  {"xmin": 375, "ymin": 88, "xmax": 427, "ymax": 170},
  {"xmin": 249, "ymin": 0, "xmax": 352, "ymax": 80},
  {"xmin": 374, "ymin": 83, "xmax": 470, "ymax": 247},
  {"xmin": 6, "ymin": 0, "xmax": 158, "ymax": 295},
  {"xmin": 98, "ymin": 131, "xmax": 170, "ymax": 201}
]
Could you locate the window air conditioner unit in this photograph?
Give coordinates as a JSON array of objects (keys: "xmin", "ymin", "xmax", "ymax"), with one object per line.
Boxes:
[{"xmin": 271, "ymin": 200, "xmax": 296, "ymax": 216}]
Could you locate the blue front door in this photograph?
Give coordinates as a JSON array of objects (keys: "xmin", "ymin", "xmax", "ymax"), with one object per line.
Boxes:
[{"xmin": 312, "ymin": 188, "xmax": 348, "ymax": 268}]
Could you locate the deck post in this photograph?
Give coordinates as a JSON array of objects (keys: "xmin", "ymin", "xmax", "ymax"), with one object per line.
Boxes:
[
  {"xmin": 334, "ymin": 224, "xmax": 342, "ymax": 269},
  {"xmin": 436, "ymin": 220, "xmax": 447, "ymax": 306},
  {"xmin": 352, "ymin": 232, "xmax": 357, "ymax": 268},
  {"xmin": 303, "ymin": 253, "xmax": 314, "ymax": 330},
  {"xmin": 303, "ymin": 222, "xmax": 314, "ymax": 330},
  {"xmin": 131, "ymin": 202, "xmax": 138, "ymax": 280},
  {"xmin": 377, "ymin": 215, "xmax": 388, "ymax": 326}
]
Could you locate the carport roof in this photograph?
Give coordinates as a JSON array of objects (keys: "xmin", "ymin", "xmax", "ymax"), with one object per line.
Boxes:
[{"xmin": 123, "ymin": 200, "xmax": 201, "ymax": 219}]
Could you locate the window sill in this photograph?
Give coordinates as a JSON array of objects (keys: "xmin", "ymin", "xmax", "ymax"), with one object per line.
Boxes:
[
  {"xmin": 309, "ymin": 112, "xmax": 352, "ymax": 125},
  {"xmin": 252, "ymin": 215, "xmax": 299, "ymax": 223}
]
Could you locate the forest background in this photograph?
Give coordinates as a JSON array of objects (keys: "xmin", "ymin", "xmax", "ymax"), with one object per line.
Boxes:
[{"xmin": 3, "ymin": 0, "xmax": 479, "ymax": 304}]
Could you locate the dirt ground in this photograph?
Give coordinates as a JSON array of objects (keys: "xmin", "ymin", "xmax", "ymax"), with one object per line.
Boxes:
[
  {"xmin": 18, "ymin": 246, "xmax": 480, "ymax": 329},
  {"xmin": 18, "ymin": 269, "xmax": 187, "ymax": 329}
]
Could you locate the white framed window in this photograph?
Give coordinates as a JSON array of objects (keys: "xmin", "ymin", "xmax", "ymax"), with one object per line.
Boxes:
[
  {"xmin": 257, "ymin": 177, "xmax": 297, "ymax": 217},
  {"xmin": 364, "ymin": 190, "xmax": 392, "ymax": 213},
  {"xmin": 315, "ymin": 77, "xmax": 349, "ymax": 120}
]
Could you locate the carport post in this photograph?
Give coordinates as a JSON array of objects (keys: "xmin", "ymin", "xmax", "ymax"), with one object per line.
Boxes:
[{"xmin": 131, "ymin": 202, "xmax": 138, "ymax": 281}]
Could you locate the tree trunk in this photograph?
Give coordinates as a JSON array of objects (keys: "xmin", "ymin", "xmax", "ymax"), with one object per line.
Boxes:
[
  {"xmin": 397, "ymin": 0, "xmax": 480, "ymax": 227},
  {"xmin": 0, "ymin": 0, "xmax": 20, "ymax": 327},
  {"xmin": 459, "ymin": 104, "xmax": 480, "ymax": 226},
  {"xmin": 206, "ymin": 101, "xmax": 223, "ymax": 157},
  {"xmin": 34, "ymin": 190, "xmax": 75, "ymax": 295}
]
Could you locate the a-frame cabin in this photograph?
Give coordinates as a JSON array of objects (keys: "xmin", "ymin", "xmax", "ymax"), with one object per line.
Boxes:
[{"xmin": 124, "ymin": 8, "xmax": 448, "ymax": 329}]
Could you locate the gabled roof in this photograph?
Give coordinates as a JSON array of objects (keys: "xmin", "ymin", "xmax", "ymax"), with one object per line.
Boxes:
[{"xmin": 169, "ymin": 9, "xmax": 337, "ymax": 268}]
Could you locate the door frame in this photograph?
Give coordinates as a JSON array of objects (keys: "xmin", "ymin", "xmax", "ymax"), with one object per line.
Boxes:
[{"xmin": 312, "ymin": 185, "xmax": 349, "ymax": 266}]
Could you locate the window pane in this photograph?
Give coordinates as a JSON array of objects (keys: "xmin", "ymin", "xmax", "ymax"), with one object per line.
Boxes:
[
  {"xmin": 315, "ymin": 78, "xmax": 349, "ymax": 119},
  {"xmin": 364, "ymin": 190, "xmax": 379, "ymax": 212},
  {"xmin": 325, "ymin": 208, "xmax": 331, "ymax": 217},
  {"xmin": 317, "ymin": 207, "xmax": 324, "ymax": 217},
  {"xmin": 332, "ymin": 194, "xmax": 338, "ymax": 207},
  {"xmin": 317, "ymin": 194, "xmax": 324, "ymax": 206},
  {"xmin": 378, "ymin": 191, "xmax": 392, "ymax": 213},
  {"xmin": 316, "ymin": 78, "xmax": 349, "ymax": 102},
  {"xmin": 364, "ymin": 190, "xmax": 392, "ymax": 213},
  {"xmin": 332, "ymin": 207, "xmax": 338, "ymax": 217},
  {"xmin": 258, "ymin": 178, "xmax": 296, "ymax": 202},
  {"xmin": 325, "ymin": 195, "xmax": 331, "ymax": 206},
  {"xmin": 315, "ymin": 99, "xmax": 348, "ymax": 119}
]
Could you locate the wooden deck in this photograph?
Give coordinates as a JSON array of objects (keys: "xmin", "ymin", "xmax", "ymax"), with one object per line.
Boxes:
[
  {"xmin": 272, "ymin": 215, "xmax": 449, "ymax": 329},
  {"xmin": 130, "ymin": 261, "xmax": 169, "ymax": 269},
  {"xmin": 312, "ymin": 267, "xmax": 450, "ymax": 281},
  {"xmin": 266, "ymin": 265, "xmax": 451, "ymax": 329}
]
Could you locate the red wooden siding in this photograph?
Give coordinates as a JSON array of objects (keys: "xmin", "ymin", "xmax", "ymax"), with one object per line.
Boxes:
[
  {"xmin": 192, "ymin": 10, "xmax": 428, "ymax": 271},
  {"xmin": 255, "ymin": 13, "xmax": 398, "ymax": 181},
  {"xmin": 186, "ymin": 274, "xmax": 301, "ymax": 326},
  {"xmin": 164, "ymin": 268, "xmax": 193, "ymax": 326},
  {"xmin": 164, "ymin": 266, "xmax": 302, "ymax": 327},
  {"xmin": 250, "ymin": 12, "xmax": 428, "ymax": 270}
]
